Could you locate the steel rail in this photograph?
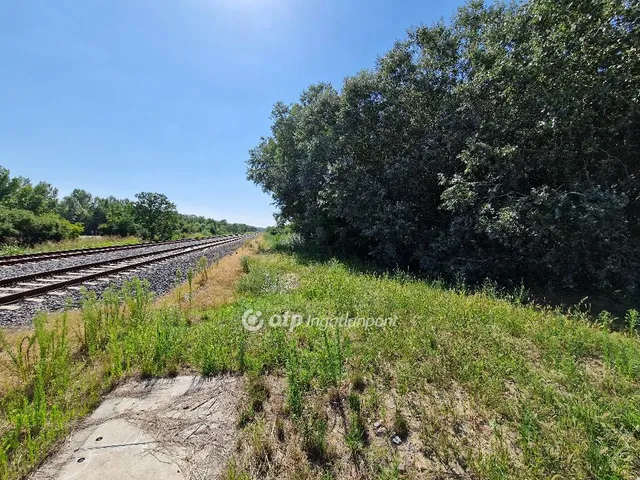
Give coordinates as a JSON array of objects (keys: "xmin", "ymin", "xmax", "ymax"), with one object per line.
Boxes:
[
  {"xmin": 0, "ymin": 236, "xmax": 240, "ymax": 288},
  {"xmin": 0, "ymin": 236, "xmax": 223, "ymax": 266},
  {"xmin": 0, "ymin": 235, "xmax": 253, "ymax": 305}
]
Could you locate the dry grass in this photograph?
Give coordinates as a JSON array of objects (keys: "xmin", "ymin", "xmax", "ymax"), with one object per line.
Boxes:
[
  {"xmin": 217, "ymin": 233, "xmax": 640, "ymax": 479},
  {"xmin": 157, "ymin": 238, "xmax": 262, "ymax": 311},
  {"xmin": 4, "ymin": 232, "xmax": 639, "ymax": 479},
  {"xmin": 0, "ymin": 237, "xmax": 261, "ymax": 396},
  {"xmin": 0, "ymin": 311, "xmax": 85, "ymax": 396},
  {"xmin": 226, "ymin": 374, "xmax": 516, "ymax": 479},
  {"xmin": 0, "ymin": 238, "xmax": 261, "ymax": 478}
]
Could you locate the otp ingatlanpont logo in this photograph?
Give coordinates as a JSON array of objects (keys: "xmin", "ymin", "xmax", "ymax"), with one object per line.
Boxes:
[{"xmin": 241, "ymin": 309, "xmax": 263, "ymax": 331}]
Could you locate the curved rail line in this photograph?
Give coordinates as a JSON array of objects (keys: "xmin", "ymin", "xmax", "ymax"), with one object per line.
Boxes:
[
  {"xmin": 0, "ymin": 236, "xmax": 234, "ymax": 267},
  {"xmin": 0, "ymin": 234, "xmax": 253, "ymax": 306}
]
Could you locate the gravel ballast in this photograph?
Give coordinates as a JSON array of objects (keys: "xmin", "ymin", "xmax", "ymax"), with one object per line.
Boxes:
[
  {"xmin": 0, "ymin": 238, "xmax": 223, "ymax": 282},
  {"xmin": 0, "ymin": 238, "xmax": 248, "ymax": 328}
]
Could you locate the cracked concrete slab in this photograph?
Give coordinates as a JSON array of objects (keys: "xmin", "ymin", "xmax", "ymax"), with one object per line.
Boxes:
[{"xmin": 31, "ymin": 375, "xmax": 243, "ymax": 480}]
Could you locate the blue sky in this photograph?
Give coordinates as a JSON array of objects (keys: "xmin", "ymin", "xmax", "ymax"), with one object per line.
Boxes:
[{"xmin": 0, "ymin": 0, "xmax": 466, "ymax": 227}]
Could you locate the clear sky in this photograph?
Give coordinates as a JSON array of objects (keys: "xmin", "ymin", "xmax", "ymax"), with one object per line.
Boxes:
[{"xmin": 0, "ymin": 0, "xmax": 466, "ymax": 227}]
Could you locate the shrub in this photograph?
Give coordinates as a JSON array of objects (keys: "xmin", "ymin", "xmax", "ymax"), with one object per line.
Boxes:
[
  {"xmin": 247, "ymin": 0, "xmax": 640, "ymax": 297},
  {"xmin": 0, "ymin": 208, "xmax": 83, "ymax": 245},
  {"xmin": 240, "ymin": 255, "xmax": 250, "ymax": 274}
]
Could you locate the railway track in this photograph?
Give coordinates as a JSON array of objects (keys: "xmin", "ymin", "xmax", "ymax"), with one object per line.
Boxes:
[
  {"xmin": 0, "ymin": 236, "xmax": 229, "ymax": 266},
  {"xmin": 0, "ymin": 234, "xmax": 252, "ymax": 307}
]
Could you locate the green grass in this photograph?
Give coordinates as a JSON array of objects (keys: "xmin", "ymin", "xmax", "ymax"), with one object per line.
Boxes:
[
  {"xmin": 1, "ymin": 234, "xmax": 639, "ymax": 479},
  {"xmin": 0, "ymin": 236, "xmax": 141, "ymax": 256}
]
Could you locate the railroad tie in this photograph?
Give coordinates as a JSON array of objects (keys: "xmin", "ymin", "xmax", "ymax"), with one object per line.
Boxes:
[
  {"xmin": 0, "ymin": 235, "xmax": 252, "ymax": 306},
  {"xmin": 25, "ymin": 298, "xmax": 45, "ymax": 303},
  {"xmin": 0, "ymin": 305, "xmax": 21, "ymax": 311}
]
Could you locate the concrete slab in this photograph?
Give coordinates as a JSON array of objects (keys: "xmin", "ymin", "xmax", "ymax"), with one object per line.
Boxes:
[{"xmin": 32, "ymin": 375, "xmax": 242, "ymax": 480}]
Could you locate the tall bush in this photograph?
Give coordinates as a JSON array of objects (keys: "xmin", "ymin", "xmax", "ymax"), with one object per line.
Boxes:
[{"xmin": 248, "ymin": 0, "xmax": 640, "ymax": 295}]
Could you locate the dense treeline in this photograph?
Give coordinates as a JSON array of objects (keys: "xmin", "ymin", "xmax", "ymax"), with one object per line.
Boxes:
[
  {"xmin": 248, "ymin": 0, "xmax": 640, "ymax": 296},
  {"xmin": 0, "ymin": 166, "xmax": 256, "ymax": 245}
]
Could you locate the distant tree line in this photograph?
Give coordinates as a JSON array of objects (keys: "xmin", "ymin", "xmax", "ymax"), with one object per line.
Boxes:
[
  {"xmin": 0, "ymin": 166, "xmax": 256, "ymax": 245},
  {"xmin": 248, "ymin": 0, "xmax": 640, "ymax": 296}
]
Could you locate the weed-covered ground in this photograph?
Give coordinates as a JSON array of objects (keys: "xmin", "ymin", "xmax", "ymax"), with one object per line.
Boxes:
[
  {"xmin": 1, "ymin": 235, "xmax": 639, "ymax": 479},
  {"xmin": 0, "ymin": 236, "xmax": 141, "ymax": 256}
]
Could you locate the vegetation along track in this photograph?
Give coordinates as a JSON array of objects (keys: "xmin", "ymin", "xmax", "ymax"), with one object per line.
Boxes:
[{"xmin": 0, "ymin": 235, "xmax": 253, "ymax": 307}]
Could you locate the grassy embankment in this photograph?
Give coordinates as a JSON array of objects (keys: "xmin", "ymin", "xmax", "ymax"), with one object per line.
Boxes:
[
  {"xmin": 1, "ymin": 234, "xmax": 639, "ymax": 479},
  {"xmin": 0, "ymin": 236, "xmax": 141, "ymax": 256}
]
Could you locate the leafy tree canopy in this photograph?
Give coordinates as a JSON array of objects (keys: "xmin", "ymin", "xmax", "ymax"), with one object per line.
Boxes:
[
  {"xmin": 0, "ymin": 166, "xmax": 257, "ymax": 245},
  {"xmin": 133, "ymin": 192, "xmax": 179, "ymax": 241},
  {"xmin": 248, "ymin": 0, "xmax": 640, "ymax": 296}
]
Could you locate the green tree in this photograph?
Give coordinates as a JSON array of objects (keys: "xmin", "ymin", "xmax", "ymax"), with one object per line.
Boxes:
[
  {"xmin": 133, "ymin": 192, "xmax": 178, "ymax": 241},
  {"xmin": 0, "ymin": 165, "xmax": 254, "ymax": 245},
  {"xmin": 99, "ymin": 197, "xmax": 139, "ymax": 236},
  {"xmin": 58, "ymin": 189, "xmax": 94, "ymax": 230},
  {"xmin": 247, "ymin": 0, "xmax": 640, "ymax": 296},
  {"xmin": 0, "ymin": 167, "xmax": 21, "ymax": 204},
  {"xmin": 12, "ymin": 180, "xmax": 58, "ymax": 214}
]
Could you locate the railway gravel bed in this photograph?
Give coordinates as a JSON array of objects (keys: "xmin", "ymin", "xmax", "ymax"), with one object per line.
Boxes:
[
  {"xmin": 0, "ymin": 238, "xmax": 247, "ymax": 328},
  {"xmin": 0, "ymin": 238, "xmax": 219, "ymax": 282}
]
